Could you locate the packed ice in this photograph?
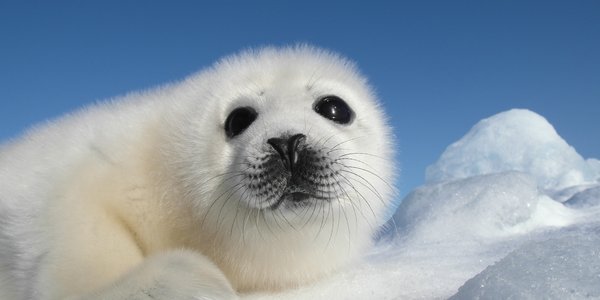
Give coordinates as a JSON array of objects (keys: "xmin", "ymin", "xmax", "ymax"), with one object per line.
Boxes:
[
  {"xmin": 249, "ymin": 109, "xmax": 600, "ymax": 299},
  {"xmin": 426, "ymin": 109, "xmax": 600, "ymax": 190},
  {"xmin": 450, "ymin": 228, "xmax": 600, "ymax": 299},
  {"xmin": 565, "ymin": 185, "xmax": 600, "ymax": 209}
]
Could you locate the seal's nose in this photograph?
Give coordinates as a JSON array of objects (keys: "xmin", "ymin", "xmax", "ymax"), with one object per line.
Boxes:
[{"xmin": 267, "ymin": 133, "xmax": 306, "ymax": 172}]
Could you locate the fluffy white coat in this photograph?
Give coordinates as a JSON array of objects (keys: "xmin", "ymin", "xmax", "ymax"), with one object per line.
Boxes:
[{"xmin": 0, "ymin": 46, "xmax": 395, "ymax": 299}]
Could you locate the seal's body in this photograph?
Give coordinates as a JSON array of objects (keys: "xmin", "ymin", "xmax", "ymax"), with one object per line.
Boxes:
[{"xmin": 0, "ymin": 46, "xmax": 395, "ymax": 299}]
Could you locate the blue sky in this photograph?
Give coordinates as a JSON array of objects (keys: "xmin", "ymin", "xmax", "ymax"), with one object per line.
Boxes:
[{"xmin": 1, "ymin": 1, "xmax": 599, "ymax": 197}]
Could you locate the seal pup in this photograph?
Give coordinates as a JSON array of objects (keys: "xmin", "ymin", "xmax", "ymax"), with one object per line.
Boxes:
[{"xmin": 0, "ymin": 46, "xmax": 396, "ymax": 299}]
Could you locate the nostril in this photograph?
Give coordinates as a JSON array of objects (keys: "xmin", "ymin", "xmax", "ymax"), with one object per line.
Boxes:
[
  {"xmin": 267, "ymin": 137, "xmax": 288, "ymax": 165},
  {"xmin": 287, "ymin": 134, "xmax": 306, "ymax": 168},
  {"xmin": 267, "ymin": 134, "xmax": 306, "ymax": 172}
]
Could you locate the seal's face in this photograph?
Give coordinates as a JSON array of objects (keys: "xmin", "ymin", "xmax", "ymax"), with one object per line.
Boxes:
[
  {"xmin": 211, "ymin": 49, "xmax": 394, "ymax": 225},
  {"xmin": 171, "ymin": 47, "xmax": 394, "ymax": 237}
]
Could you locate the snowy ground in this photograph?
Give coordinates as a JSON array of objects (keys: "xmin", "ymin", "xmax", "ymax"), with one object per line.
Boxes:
[{"xmin": 246, "ymin": 109, "xmax": 600, "ymax": 299}]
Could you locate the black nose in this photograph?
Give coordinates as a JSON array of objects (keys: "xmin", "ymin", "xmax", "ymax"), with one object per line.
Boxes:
[{"xmin": 267, "ymin": 133, "xmax": 306, "ymax": 172}]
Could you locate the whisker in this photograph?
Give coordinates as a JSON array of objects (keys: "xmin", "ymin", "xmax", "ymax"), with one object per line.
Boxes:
[
  {"xmin": 230, "ymin": 185, "xmax": 252, "ymax": 238},
  {"xmin": 327, "ymin": 136, "xmax": 367, "ymax": 153},
  {"xmin": 335, "ymin": 173, "xmax": 377, "ymax": 229},
  {"xmin": 340, "ymin": 164, "xmax": 394, "ymax": 193},
  {"xmin": 337, "ymin": 151, "xmax": 389, "ymax": 161},
  {"xmin": 337, "ymin": 168, "xmax": 386, "ymax": 206},
  {"xmin": 214, "ymin": 182, "xmax": 247, "ymax": 232},
  {"xmin": 200, "ymin": 177, "xmax": 245, "ymax": 228}
]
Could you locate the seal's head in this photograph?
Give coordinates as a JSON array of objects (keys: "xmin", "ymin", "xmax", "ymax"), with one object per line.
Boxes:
[{"xmin": 164, "ymin": 46, "xmax": 396, "ymax": 291}]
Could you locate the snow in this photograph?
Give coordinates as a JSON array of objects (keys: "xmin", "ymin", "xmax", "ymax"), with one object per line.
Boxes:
[
  {"xmin": 425, "ymin": 109, "xmax": 599, "ymax": 190},
  {"xmin": 565, "ymin": 185, "xmax": 600, "ymax": 209},
  {"xmin": 393, "ymin": 171, "xmax": 575, "ymax": 242},
  {"xmin": 450, "ymin": 227, "xmax": 600, "ymax": 299},
  {"xmin": 246, "ymin": 109, "xmax": 600, "ymax": 299}
]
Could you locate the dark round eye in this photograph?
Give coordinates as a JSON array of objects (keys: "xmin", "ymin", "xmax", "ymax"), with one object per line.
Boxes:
[
  {"xmin": 224, "ymin": 107, "xmax": 258, "ymax": 138},
  {"xmin": 313, "ymin": 95, "xmax": 354, "ymax": 125}
]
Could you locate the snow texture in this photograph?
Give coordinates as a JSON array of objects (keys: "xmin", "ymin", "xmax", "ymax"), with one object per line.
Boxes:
[
  {"xmin": 450, "ymin": 228, "xmax": 600, "ymax": 300},
  {"xmin": 425, "ymin": 109, "xmax": 599, "ymax": 190},
  {"xmin": 249, "ymin": 109, "xmax": 600, "ymax": 299},
  {"xmin": 565, "ymin": 185, "xmax": 600, "ymax": 209}
]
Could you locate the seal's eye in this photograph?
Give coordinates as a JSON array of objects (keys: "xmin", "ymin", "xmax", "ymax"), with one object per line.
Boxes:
[
  {"xmin": 313, "ymin": 95, "xmax": 354, "ymax": 125},
  {"xmin": 225, "ymin": 107, "xmax": 258, "ymax": 138}
]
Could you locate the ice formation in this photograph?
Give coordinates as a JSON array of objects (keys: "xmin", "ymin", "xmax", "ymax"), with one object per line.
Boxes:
[
  {"xmin": 248, "ymin": 109, "xmax": 599, "ymax": 299},
  {"xmin": 450, "ymin": 229, "xmax": 600, "ymax": 299},
  {"xmin": 425, "ymin": 109, "xmax": 599, "ymax": 190},
  {"xmin": 393, "ymin": 171, "xmax": 575, "ymax": 243},
  {"xmin": 565, "ymin": 185, "xmax": 600, "ymax": 209}
]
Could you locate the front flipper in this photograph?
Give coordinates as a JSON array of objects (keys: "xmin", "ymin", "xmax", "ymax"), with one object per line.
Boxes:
[{"xmin": 70, "ymin": 250, "xmax": 237, "ymax": 300}]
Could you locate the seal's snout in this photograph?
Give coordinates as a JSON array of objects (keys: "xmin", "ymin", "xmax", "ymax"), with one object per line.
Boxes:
[{"xmin": 267, "ymin": 133, "xmax": 306, "ymax": 172}]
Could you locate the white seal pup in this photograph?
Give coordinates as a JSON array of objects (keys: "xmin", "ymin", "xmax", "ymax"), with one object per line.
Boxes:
[{"xmin": 0, "ymin": 46, "xmax": 396, "ymax": 299}]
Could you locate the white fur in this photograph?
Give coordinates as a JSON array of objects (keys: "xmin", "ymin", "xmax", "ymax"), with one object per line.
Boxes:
[{"xmin": 0, "ymin": 46, "xmax": 396, "ymax": 299}]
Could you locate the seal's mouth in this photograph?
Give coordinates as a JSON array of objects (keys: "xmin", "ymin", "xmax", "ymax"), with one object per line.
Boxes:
[
  {"xmin": 287, "ymin": 192, "xmax": 311, "ymax": 202},
  {"xmin": 269, "ymin": 191, "xmax": 312, "ymax": 210}
]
